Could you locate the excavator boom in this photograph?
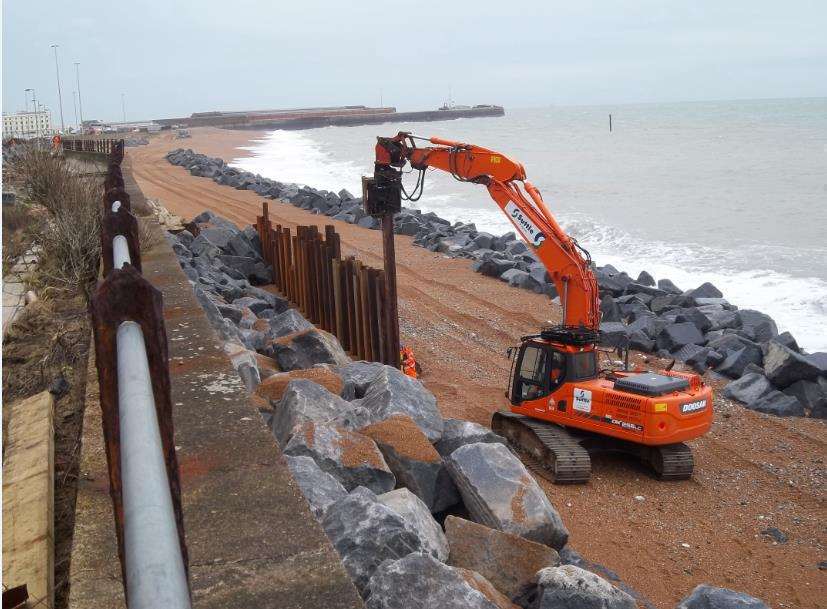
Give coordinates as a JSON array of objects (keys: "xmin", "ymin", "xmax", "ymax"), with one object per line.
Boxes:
[
  {"xmin": 371, "ymin": 131, "xmax": 712, "ymax": 484},
  {"xmin": 374, "ymin": 132, "xmax": 600, "ymax": 334}
]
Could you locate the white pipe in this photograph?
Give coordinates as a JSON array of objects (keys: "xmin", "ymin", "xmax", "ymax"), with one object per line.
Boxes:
[
  {"xmin": 117, "ymin": 321, "xmax": 191, "ymax": 609},
  {"xmin": 112, "ymin": 200, "xmax": 121, "ymax": 213},
  {"xmin": 113, "ymin": 235, "xmax": 131, "ymax": 269}
]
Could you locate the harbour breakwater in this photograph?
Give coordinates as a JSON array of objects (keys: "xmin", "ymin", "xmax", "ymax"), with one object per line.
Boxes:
[{"xmin": 165, "ymin": 148, "xmax": 827, "ymax": 421}]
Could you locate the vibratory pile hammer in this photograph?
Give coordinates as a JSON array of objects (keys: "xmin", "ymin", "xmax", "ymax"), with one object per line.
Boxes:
[{"xmin": 368, "ymin": 132, "xmax": 713, "ymax": 483}]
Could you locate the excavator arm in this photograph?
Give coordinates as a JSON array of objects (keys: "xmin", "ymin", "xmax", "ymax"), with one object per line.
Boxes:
[{"xmin": 373, "ymin": 132, "xmax": 600, "ymax": 334}]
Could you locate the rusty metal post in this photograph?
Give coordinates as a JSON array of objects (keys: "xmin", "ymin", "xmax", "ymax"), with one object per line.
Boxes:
[
  {"xmin": 90, "ymin": 266, "xmax": 189, "ymax": 602},
  {"xmin": 380, "ymin": 214, "xmax": 401, "ymax": 367},
  {"xmin": 101, "ymin": 202, "xmax": 141, "ymax": 276}
]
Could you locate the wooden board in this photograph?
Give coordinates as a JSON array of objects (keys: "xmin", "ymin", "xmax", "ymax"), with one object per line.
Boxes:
[{"xmin": 2, "ymin": 390, "xmax": 55, "ymax": 608}]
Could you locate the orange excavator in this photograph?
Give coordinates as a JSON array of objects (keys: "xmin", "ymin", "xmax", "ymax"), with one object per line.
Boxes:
[{"xmin": 368, "ymin": 132, "xmax": 713, "ymax": 483}]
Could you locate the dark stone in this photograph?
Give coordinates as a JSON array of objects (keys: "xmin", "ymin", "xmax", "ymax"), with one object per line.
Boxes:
[
  {"xmin": 353, "ymin": 366, "xmax": 444, "ymax": 442},
  {"xmin": 600, "ymin": 295, "xmax": 622, "ymax": 323},
  {"xmin": 501, "ymin": 268, "xmax": 541, "ymax": 291},
  {"xmin": 769, "ymin": 331, "xmax": 800, "ymax": 353},
  {"xmin": 364, "ymin": 551, "xmax": 514, "ymax": 609},
  {"xmin": 268, "ymin": 308, "xmax": 314, "ymax": 338},
  {"xmin": 737, "ymin": 310, "xmax": 778, "ymax": 344},
  {"xmin": 269, "ymin": 328, "xmax": 351, "ymax": 371},
  {"xmin": 322, "ymin": 488, "xmax": 422, "ymax": 595},
  {"xmin": 657, "ymin": 278, "xmax": 683, "ymax": 295},
  {"xmin": 748, "ymin": 390, "xmax": 805, "ymax": 417},
  {"xmin": 48, "ymin": 374, "xmax": 71, "ymax": 399},
  {"xmin": 434, "ymin": 419, "xmax": 508, "ymax": 457},
  {"xmin": 716, "ymin": 347, "xmax": 763, "ymax": 379},
  {"xmin": 676, "ymin": 584, "xmax": 769, "ymax": 609},
  {"xmin": 271, "ymin": 379, "xmax": 354, "ymax": 446},
  {"xmin": 656, "ymin": 322, "xmax": 705, "ymax": 352},
  {"xmin": 599, "ymin": 322, "xmax": 629, "ymax": 348},
  {"xmin": 636, "ymin": 270, "xmax": 655, "ymax": 286},
  {"xmin": 782, "ymin": 379, "xmax": 827, "ymax": 413},
  {"xmin": 685, "ymin": 282, "xmax": 723, "ymax": 299},
  {"xmin": 760, "ymin": 527, "xmax": 788, "ymax": 543},
  {"xmin": 337, "ymin": 361, "xmax": 386, "ymax": 400},
  {"xmin": 445, "ymin": 516, "xmax": 560, "ymax": 603},
  {"xmin": 628, "ymin": 330, "xmax": 655, "ymax": 352},
  {"xmin": 763, "ymin": 341, "xmax": 822, "ymax": 388},
  {"xmin": 285, "ymin": 423, "xmax": 395, "ymax": 493},
  {"xmin": 534, "ymin": 565, "xmax": 636, "ymax": 609},
  {"xmin": 378, "ymin": 488, "xmax": 450, "ymax": 560},
  {"xmin": 283, "ymin": 454, "xmax": 347, "ymax": 520},
  {"xmin": 722, "ymin": 373, "xmax": 774, "ymax": 404},
  {"xmin": 446, "ymin": 442, "xmax": 568, "ymax": 549}
]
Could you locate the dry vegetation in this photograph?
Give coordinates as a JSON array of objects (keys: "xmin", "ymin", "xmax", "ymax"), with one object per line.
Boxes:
[
  {"xmin": 2, "ymin": 143, "xmax": 104, "ymax": 608},
  {"xmin": 5, "ymin": 145, "xmax": 102, "ymax": 299}
]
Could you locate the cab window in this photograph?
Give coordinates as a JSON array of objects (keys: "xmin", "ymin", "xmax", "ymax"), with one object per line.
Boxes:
[
  {"xmin": 514, "ymin": 345, "xmax": 549, "ymax": 402},
  {"xmin": 568, "ymin": 351, "xmax": 597, "ymax": 380}
]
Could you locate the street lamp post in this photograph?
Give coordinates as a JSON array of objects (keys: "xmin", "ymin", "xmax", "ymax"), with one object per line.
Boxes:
[
  {"xmin": 121, "ymin": 93, "xmax": 126, "ymax": 125},
  {"xmin": 73, "ymin": 91, "xmax": 79, "ymax": 130},
  {"xmin": 74, "ymin": 62, "xmax": 84, "ymax": 133},
  {"xmin": 51, "ymin": 44, "xmax": 66, "ymax": 132}
]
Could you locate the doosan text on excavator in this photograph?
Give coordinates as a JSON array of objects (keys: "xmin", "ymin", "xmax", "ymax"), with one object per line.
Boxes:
[{"xmin": 364, "ymin": 131, "xmax": 714, "ymax": 483}]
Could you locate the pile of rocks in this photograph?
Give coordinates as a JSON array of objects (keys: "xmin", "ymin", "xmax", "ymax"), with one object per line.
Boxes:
[
  {"xmin": 592, "ymin": 270, "xmax": 827, "ymax": 418},
  {"xmin": 124, "ymin": 136, "xmax": 150, "ymax": 147},
  {"xmin": 168, "ymin": 208, "xmax": 769, "ymax": 608}
]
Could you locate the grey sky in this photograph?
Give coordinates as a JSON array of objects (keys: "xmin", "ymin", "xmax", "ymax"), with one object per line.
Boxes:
[{"xmin": 3, "ymin": 0, "xmax": 826, "ymax": 122}]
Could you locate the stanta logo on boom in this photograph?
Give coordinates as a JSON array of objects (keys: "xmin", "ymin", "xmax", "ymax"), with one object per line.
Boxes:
[{"xmin": 505, "ymin": 202, "xmax": 546, "ymax": 247}]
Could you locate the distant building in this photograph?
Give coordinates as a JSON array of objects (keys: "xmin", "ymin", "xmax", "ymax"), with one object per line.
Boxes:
[{"xmin": 3, "ymin": 109, "xmax": 52, "ymax": 139}]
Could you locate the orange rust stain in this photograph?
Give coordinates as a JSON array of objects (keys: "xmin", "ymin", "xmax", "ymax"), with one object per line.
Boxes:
[
  {"xmin": 177, "ymin": 452, "xmax": 221, "ymax": 482},
  {"xmin": 336, "ymin": 429, "xmax": 384, "ymax": 469},
  {"xmin": 360, "ymin": 415, "xmax": 440, "ymax": 463},
  {"xmin": 510, "ymin": 475, "xmax": 530, "ymax": 525}
]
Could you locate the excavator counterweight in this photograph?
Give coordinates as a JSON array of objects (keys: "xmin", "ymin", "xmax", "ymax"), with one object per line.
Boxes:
[{"xmin": 371, "ymin": 132, "xmax": 713, "ymax": 483}]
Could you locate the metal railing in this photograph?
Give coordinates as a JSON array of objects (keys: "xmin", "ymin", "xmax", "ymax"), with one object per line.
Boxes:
[
  {"xmin": 90, "ymin": 142, "xmax": 191, "ymax": 608},
  {"xmin": 62, "ymin": 137, "xmax": 123, "ymax": 154}
]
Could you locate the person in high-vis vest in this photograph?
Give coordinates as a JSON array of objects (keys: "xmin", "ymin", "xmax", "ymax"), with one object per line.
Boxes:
[{"xmin": 400, "ymin": 346, "xmax": 418, "ymax": 379}]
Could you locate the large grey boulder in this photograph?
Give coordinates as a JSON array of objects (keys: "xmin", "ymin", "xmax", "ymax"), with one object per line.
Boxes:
[
  {"xmin": 722, "ymin": 373, "xmax": 773, "ymax": 404},
  {"xmin": 736, "ymin": 310, "xmax": 778, "ymax": 344},
  {"xmin": 534, "ymin": 564, "xmax": 636, "ymax": 609},
  {"xmin": 747, "ymin": 390, "xmax": 805, "ymax": 417},
  {"xmin": 599, "ymin": 322, "xmax": 629, "ymax": 348},
  {"xmin": 353, "ymin": 366, "xmax": 444, "ymax": 442},
  {"xmin": 322, "ymin": 488, "xmax": 422, "ymax": 596},
  {"xmin": 435, "ymin": 419, "xmax": 508, "ymax": 457},
  {"xmin": 218, "ymin": 255, "xmax": 272, "ymax": 284},
  {"xmin": 231, "ymin": 295, "xmax": 271, "ymax": 315},
  {"xmin": 364, "ymin": 552, "xmax": 514, "ymax": 609},
  {"xmin": 446, "ymin": 442, "xmax": 568, "ymax": 549},
  {"xmin": 445, "ymin": 516, "xmax": 559, "ymax": 603},
  {"xmin": 685, "ymin": 282, "xmax": 723, "ymax": 299},
  {"xmin": 378, "ymin": 488, "xmax": 449, "ymax": 561},
  {"xmin": 676, "ymin": 584, "xmax": 769, "ymax": 609},
  {"xmin": 268, "ymin": 308, "xmax": 314, "ymax": 338},
  {"xmin": 271, "ymin": 379, "xmax": 353, "ymax": 446},
  {"xmin": 284, "ymin": 422, "xmax": 395, "ymax": 493},
  {"xmin": 361, "ymin": 415, "xmax": 459, "ymax": 512},
  {"xmin": 501, "ymin": 268, "xmax": 540, "ymax": 291},
  {"xmin": 716, "ymin": 347, "xmax": 763, "ymax": 379},
  {"xmin": 783, "ymin": 378, "xmax": 827, "ymax": 413},
  {"xmin": 656, "ymin": 322, "xmax": 705, "ymax": 352},
  {"xmin": 283, "ymin": 454, "xmax": 347, "ymax": 520},
  {"xmin": 763, "ymin": 341, "xmax": 823, "ymax": 388},
  {"xmin": 268, "ymin": 328, "xmax": 351, "ymax": 371},
  {"xmin": 337, "ymin": 361, "xmax": 386, "ymax": 399}
]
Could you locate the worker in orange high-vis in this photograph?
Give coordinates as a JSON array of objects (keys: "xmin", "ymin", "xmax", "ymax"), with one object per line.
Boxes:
[{"xmin": 401, "ymin": 346, "xmax": 418, "ymax": 379}]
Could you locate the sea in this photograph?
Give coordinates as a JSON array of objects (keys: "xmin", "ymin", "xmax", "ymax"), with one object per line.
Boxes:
[{"xmin": 230, "ymin": 98, "xmax": 827, "ymax": 352}]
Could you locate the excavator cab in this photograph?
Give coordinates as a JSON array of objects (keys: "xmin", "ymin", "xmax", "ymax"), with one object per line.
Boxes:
[{"xmin": 508, "ymin": 340, "xmax": 597, "ymax": 406}]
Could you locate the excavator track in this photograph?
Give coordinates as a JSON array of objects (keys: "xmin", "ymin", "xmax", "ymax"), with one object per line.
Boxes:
[
  {"xmin": 492, "ymin": 411, "xmax": 592, "ymax": 484},
  {"xmin": 492, "ymin": 411, "xmax": 695, "ymax": 483},
  {"xmin": 645, "ymin": 442, "xmax": 694, "ymax": 481}
]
